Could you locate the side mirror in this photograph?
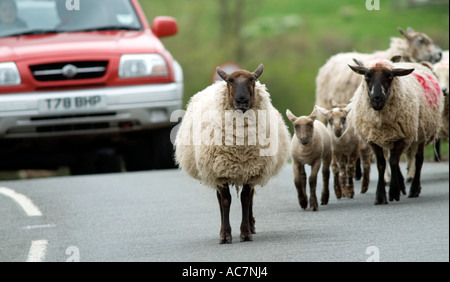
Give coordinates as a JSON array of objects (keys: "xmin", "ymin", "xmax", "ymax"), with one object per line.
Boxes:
[{"xmin": 152, "ymin": 16, "xmax": 178, "ymax": 38}]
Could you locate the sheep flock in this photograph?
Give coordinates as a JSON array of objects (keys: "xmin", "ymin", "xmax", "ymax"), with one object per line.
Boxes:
[{"xmin": 174, "ymin": 27, "xmax": 448, "ymax": 244}]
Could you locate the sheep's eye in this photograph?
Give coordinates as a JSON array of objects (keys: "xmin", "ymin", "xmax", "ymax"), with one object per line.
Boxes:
[
  {"xmin": 328, "ymin": 118, "xmax": 333, "ymax": 124},
  {"xmin": 418, "ymin": 37, "xmax": 428, "ymax": 44},
  {"xmin": 226, "ymin": 78, "xmax": 235, "ymax": 84},
  {"xmin": 341, "ymin": 117, "xmax": 346, "ymax": 123},
  {"xmin": 294, "ymin": 124, "xmax": 300, "ymax": 130}
]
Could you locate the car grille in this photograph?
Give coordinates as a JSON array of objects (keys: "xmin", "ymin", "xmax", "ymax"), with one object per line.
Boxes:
[{"xmin": 30, "ymin": 61, "xmax": 108, "ymax": 82}]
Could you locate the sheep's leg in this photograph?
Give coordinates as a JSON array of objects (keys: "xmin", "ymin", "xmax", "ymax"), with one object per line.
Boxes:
[
  {"xmin": 383, "ymin": 148, "xmax": 391, "ymax": 185},
  {"xmin": 309, "ymin": 160, "xmax": 321, "ymax": 211},
  {"xmin": 293, "ymin": 160, "xmax": 308, "ymax": 209},
  {"xmin": 355, "ymin": 157, "xmax": 362, "ymax": 181},
  {"xmin": 434, "ymin": 138, "xmax": 441, "ymax": 162},
  {"xmin": 331, "ymin": 155, "xmax": 341, "ymax": 199},
  {"xmin": 321, "ymin": 155, "xmax": 331, "ymax": 205},
  {"xmin": 217, "ymin": 185, "xmax": 232, "ymax": 244},
  {"xmin": 388, "ymin": 140, "xmax": 407, "ymax": 202},
  {"xmin": 371, "ymin": 144, "xmax": 387, "ymax": 205},
  {"xmin": 360, "ymin": 147, "xmax": 371, "ymax": 194},
  {"xmin": 345, "ymin": 149, "xmax": 359, "ymax": 199},
  {"xmin": 409, "ymin": 142, "xmax": 424, "ymax": 198},
  {"xmin": 248, "ymin": 187, "xmax": 256, "ymax": 234},
  {"xmin": 240, "ymin": 184, "xmax": 254, "ymax": 242},
  {"xmin": 405, "ymin": 143, "xmax": 417, "ymax": 185},
  {"xmin": 337, "ymin": 154, "xmax": 348, "ymax": 197}
]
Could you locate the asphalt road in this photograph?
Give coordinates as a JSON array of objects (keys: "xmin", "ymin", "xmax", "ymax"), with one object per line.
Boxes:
[{"xmin": 0, "ymin": 161, "xmax": 448, "ymax": 262}]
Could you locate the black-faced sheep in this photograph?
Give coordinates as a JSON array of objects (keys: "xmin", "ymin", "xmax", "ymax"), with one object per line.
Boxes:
[
  {"xmin": 286, "ymin": 107, "xmax": 332, "ymax": 211},
  {"xmin": 348, "ymin": 59, "xmax": 443, "ymax": 205},
  {"xmin": 316, "ymin": 27, "xmax": 442, "ymax": 124},
  {"xmin": 174, "ymin": 64, "xmax": 291, "ymax": 244},
  {"xmin": 317, "ymin": 102, "xmax": 372, "ymax": 198}
]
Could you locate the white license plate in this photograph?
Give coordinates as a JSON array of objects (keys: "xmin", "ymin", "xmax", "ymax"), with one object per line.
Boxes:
[{"xmin": 39, "ymin": 95, "xmax": 107, "ymax": 112}]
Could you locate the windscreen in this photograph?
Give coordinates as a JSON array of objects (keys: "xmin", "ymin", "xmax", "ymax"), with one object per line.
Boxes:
[{"xmin": 0, "ymin": 0, "xmax": 143, "ymax": 37}]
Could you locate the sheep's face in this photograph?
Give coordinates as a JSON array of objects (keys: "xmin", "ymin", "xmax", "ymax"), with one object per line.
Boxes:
[
  {"xmin": 349, "ymin": 64, "xmax": 414, "ymax": 111},
  {"xmin": 433, "ymin": 64, "xmax": 449, "ymax": 97},
  {"xmin": 320, "ymin": 106, "xmax": 350, "ymax": 138},
  {"xmin": 286, "ymin": 108, "xmax": 317, "ymax": 145},
  {"xmin": 217, "ymin": 64, "xmax": 264, "ymax": 113},
  {"xmin": 399, "ymin": 28, "xmax": 442, "ymax": 64}
]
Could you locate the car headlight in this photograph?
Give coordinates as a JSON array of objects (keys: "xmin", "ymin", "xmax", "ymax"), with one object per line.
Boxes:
[
  {"xmin": 119, "ymin": 54, "xmax": 169, "ymax": 78},
  {"xmin": 0, "ymin": 62, "xmax": 21, "ymax": 86}
]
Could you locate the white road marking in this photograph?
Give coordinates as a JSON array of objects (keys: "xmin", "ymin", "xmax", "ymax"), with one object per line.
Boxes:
[
  {"xmin": 23, "ymin": 224, "xmax": 56, "ymax": 230},
  {"xmin": 0, "ymin": 187, "xmax": 42, "ymax": 217},
  {"xmin": 26, "ymin": 240, "xmax": 48, "ymax": 262}
]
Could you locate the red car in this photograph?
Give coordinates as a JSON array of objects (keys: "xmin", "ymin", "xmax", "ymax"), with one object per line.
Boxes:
[{"xmin": 0, "ymin": 0, "xmax": 183, "ymax": 174}]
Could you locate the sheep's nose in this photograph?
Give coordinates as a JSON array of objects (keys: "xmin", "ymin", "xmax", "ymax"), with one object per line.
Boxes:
[
  {"xmin": 372, "ymin": 95, "xmax": 383, "ymax": 103},
  {"xmin": 299, "ymin": 137, "xmax": 309, "ymax": 145},
  {"xmin": 443, "ymin": 88, "xmax": 448, "ymax": 96},
  {"xmin": 236, "ymin": 97, "xmax": 248, "ymax": 104},
  {"xmin": 437, "ymin": 51, "xmax": 442, "ymax": 61}
]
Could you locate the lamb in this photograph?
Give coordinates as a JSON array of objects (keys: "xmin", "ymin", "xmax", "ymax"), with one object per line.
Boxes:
[
  {"xmin": 315, "ymin": 28, "xmax": 442, "ymax": 124},
  {"xmin": 316, "ymin": 102, "xmax": 371, "ymax": 199},
  {"xmin": 348, "ymin": 59, "xmax": 443, "ymax": 205},
  {"xmin": 174, "ymin": 64, "xmax": 291, "ymax": 244},
  {"xmin": 286, "ymin": 107, "xmax": 332, "ymax": 211}
]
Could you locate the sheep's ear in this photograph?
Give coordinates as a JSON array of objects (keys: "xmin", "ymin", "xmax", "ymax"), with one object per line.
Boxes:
[
  {"xmin": 392, "ymin": 68, "xmax": 414, "ymax": 77},
  {"xmin": 310, "ymin": 106, "xmax": 318, "ymax": 120},
  {"xmin": 421, "ymin": 61, "xmax": 433, "ymax": 70},
  {"xmin": 407, "ymin": 27, "xmax": 415, "ymax": 34},
  {"xmin": 330, "ymin": 99, "xmax": 339, "ymax": 108},
  {"xmin": 216, "ymin": 66, "xmax": 228, "ymax": 81},
  {"xmin": 398, "ymin": 27, "xmax": 412, "ymax": 41},
  {"xmin": 352, "ymin": 58, "xmax": 364, "ymax": 67},
  {"xmin": 344, "ymin": 103, "xmax": 352, "ymax": 114},
  {"xmin": 253, "ymin": 64, "xmax": 264, "ymax": 80},
  {"xmin": 348, "ymin": 65, "xmax": 367, "ymax": 75},
  {"xmin": 316, "ymin": 106, "xmax": 329, "ymax": 117},
  {"xmin": 286, "ymin": 109, "xmax": 297, "ymax": 124},
  {"xmin": 390, "ymin": 55, "xmax": 402, "ymax": 63}
]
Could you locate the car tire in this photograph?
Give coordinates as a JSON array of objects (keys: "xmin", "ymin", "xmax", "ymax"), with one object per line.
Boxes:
[{"xmin": 123, "ymin": 125, "xmax": 176, "ymax": 171}]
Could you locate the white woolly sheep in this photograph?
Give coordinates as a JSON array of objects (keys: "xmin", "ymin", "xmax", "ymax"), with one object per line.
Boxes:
[
  {"xmin": 174, "ymin": 64, "xmax": 291, "ymax": 244},
  {"xmin": 316, "ymin": 102, "xmax": 372, "ymax": 199},
  {"xmin": 348, "ymin": 59, "xmax": 443, "ymax": 205},
  {"xmin": 286, "ymin": 107, "xmax": 332, "ymax": 211},
  {"xmin": 315, "ymin": 28, "xmax": 442, "ymax": 123},
  {"xmin": 406, "ymin": 50, "xmax": 449, "ymax": 180},
  {"xmin": 433, "ymin": 50, "xmax": 449, "ymax": 159}
]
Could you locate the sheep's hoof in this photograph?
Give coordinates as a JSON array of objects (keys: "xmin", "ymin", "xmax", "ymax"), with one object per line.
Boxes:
[
  {"xmin": 375, "ymin": 195, "xmax": 388, "ymax": 205},
  {"xmin": 310, "ymin": 205, "xmax": 318, "ymax": 211},
  {"xmin": 321, "ymin": 193, "xmax": 329, "ymax": 205},
  {"xmin": 360, "ymin": 186, "xmax": 368, "ymax": 194},
  {"xmin": 219, "ymin": 234, "xmax": 232, "ymax": 244},
  {"xmin": 408, "ymin": 186, "xmax": 421, "ymax": 198},
  {"xmin": 299, "ymin": 198, "xmax": 308, "ymax": 210},
  {"xmin": 389, "ymin": 189, "xmax": 400, "ymax": 202},
  {"xmin": 240, "ymin": 234, "xmax": 253, "ymax": 242}
]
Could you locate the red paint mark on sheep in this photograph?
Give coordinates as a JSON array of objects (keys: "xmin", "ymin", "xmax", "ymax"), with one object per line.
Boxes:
[{"xmin": 413, "ymin": 72, "xmax": 441, "ymax": 106}]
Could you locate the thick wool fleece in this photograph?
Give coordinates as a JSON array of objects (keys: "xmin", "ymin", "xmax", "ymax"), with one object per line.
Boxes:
[
  {"xmin": 350, "ymin": 60, "xmax": 444, "ymax": 150},
  {"xmin": 315, "ymin": 37, "xmax": 417, "ymax": 120},
  {"xmin": 433, "ymin": 51, "xmax": 449, "ymax": 141},
  {"xmin": 175, "ymin": 81, "xmax": 291, "ymax": 189}
]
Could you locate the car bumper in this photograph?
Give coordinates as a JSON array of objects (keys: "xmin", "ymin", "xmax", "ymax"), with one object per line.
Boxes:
[{"xmin": 0, "ymin": 82, "xmax": 183, "ymax": 138}]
